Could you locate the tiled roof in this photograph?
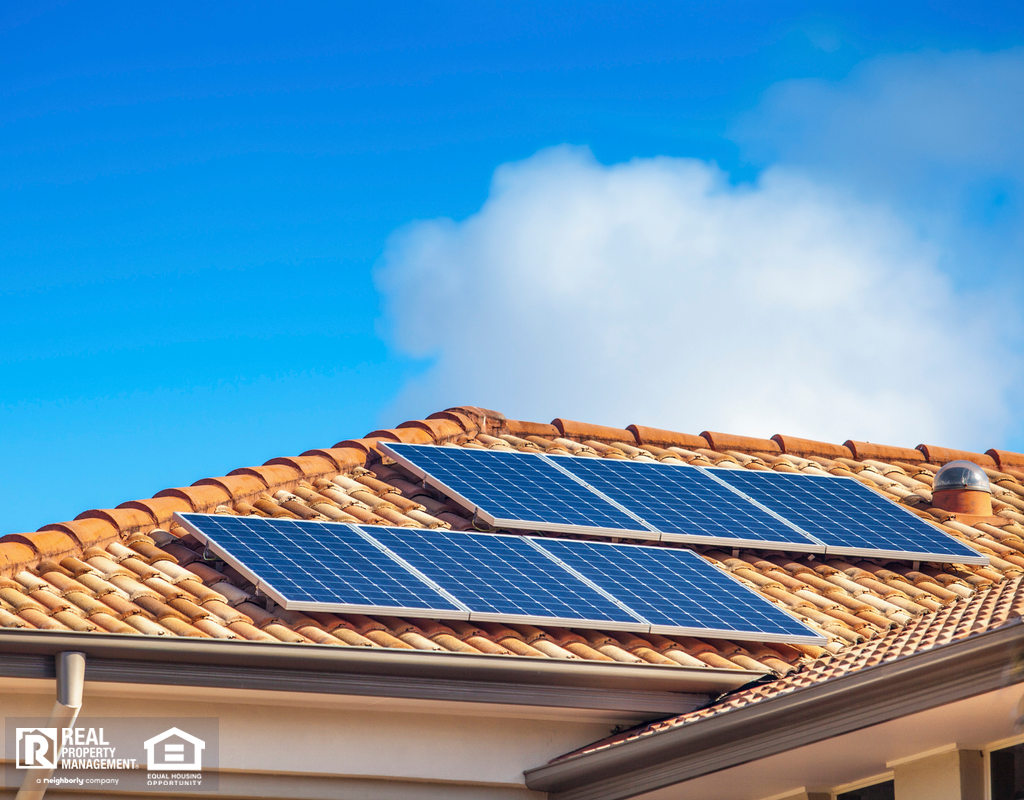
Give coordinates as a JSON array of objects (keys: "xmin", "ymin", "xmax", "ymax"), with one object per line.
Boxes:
[{"xmin": 1, "ymin": 405, "xmax": 1022, "ymax": 680}]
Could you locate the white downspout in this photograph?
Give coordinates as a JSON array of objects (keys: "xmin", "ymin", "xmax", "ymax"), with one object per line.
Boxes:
[{"xmin": 16, "ymin": 652, "xmax": 85, "ymax": 800}]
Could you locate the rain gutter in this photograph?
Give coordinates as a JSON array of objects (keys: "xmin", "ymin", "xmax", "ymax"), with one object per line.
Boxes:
[{"xmin": 0, "ymin": 630, "xmax": 760, "ymax": 715}]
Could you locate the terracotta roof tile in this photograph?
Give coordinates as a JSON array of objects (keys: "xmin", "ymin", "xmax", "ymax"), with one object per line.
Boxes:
[
  {"xmin": 627, "ymin": 425, "xmax": 709, "ymax": 451},
  {"xmin": 552, "ymin": 418, "xmax": 634, "ymax": 445},
  {"xmin": 770, "ymin": 434, "xmax": 853, "ymax": 460},
  {"xmin": 701, "ymin": 431, "xmax": 781, "ymax": 455},
  {"xmin": 262, "ymin": 455, "xmax": 338, "ymax": 480},
  {"xmin": 988, "ymin": 449, "xmax": 1024, "ymax": 471},
  {"xmin": 193, "ymin": 473, "xmax": 272, "ymax": 501},
  {"xmin": 0, "ymin": 540, "xmax": 40, "ymax": 570},
  {"xmin": 116, "ymin": 496, "xmax": 192, "ymax": 527},
  {"xmin": 229, "ymin": 463, "xmax": 304, "ymax": 489},
  {"xmin": 505, "ymin": 419, "xmax": 561, "ymax": 439},
  {"xmin": 370, "ymin": 427, "xmax": 438, "ymax": 446},
  {"xmin": 75, "ymin": 506, "xmax": 157, "ymax": 534},
  {"xmin": 52, "ymin": 611, "xmax": 96, "ymax": 632},
  {"xmin": 844, "ymin": 440, "xmax": 925, "ymax": 463},
  {"xmin": 1, "ymin": 531, "xmax": 79, "ymax": 559},
  {"xmin": 916, "ymin": 444, "xmax": 996, "ymax": 467},
  {"xmin": 426, "ymin": 409, "xmax": 482, "ymax": 437},
  {"xmin": 398, "ymin": 417, "xmax": 468, "ymax": 443}
]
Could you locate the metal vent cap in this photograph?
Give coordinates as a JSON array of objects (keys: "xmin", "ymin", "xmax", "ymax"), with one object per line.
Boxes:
[{"xmin": 933, "ymin": 460, "xmax": 991, "ymax": 493}]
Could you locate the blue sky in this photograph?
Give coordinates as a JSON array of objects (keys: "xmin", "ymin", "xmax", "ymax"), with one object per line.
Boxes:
[{"xmin": 2, "ymin": 2, "xmax": 1023, "ymax": 535}]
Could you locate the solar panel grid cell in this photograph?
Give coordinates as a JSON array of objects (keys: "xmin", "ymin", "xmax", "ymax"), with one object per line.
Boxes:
[
  {"xmin": 382, "ymin": 444, "xmax": 644, "ymax": 533},
  {"xmin": 536, "ymin": 539, "xmax": 821, "ymax": 642},
  {"xmin": 175, "ymin": 514, "xmax": 465, "ymax": 615},
  {"xmin": 560, "ymin": 458, "xmax": 820, "ymax": 549},
  {"xmin": 712, "ymin": 470, "xmax": 986, "ymax": 562},
  {"xmin": 367, "ymin": 526, "xmax": 643, "ymax": 628}
]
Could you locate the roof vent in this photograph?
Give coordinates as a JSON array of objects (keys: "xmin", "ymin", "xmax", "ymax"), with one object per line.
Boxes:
[
  {"xmin": 932, "ymin": 460, "xmax": 992, "ymax": 519},
  {"xmin": 933, "ymin": 460, "xmax": 991, "ymax": 493}
]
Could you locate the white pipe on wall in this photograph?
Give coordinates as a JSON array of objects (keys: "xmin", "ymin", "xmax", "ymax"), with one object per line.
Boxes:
[{"xmin": 16, "ymin": 652, "xmax": 85, "ymax": 800}]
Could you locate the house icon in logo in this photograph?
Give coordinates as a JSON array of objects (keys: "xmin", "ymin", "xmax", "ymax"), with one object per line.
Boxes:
[
  {"xmin": 144, "ymin": 727, "xmax": 205, "ymax": 771},
  {"xmin": 16, "ymin": 728, "xmax": 58, "ymax": 769}
]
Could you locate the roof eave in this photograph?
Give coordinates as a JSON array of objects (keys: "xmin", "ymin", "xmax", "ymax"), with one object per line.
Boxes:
[
  {"xmin": 0, "ymin": 629, "xmax": 760, "ymax": 715},
  {"xmin": 525, "ymin": 619, "xmax": 1024, "ymax": 800}
]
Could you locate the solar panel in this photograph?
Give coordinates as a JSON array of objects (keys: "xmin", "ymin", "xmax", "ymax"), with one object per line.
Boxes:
[
  {"xmin": 381, "ymin": 443, "xmax": 655, "ymax": 539},
  {"xmin": 173, "ymin": 513, "xmax": 468, "ymax": 617},
  {"xmin": 558, "ymin": 457, "xmax": 821, "ymax": 551},
  {"xmin": 365, "ymin": 526, "xmax": 644, "ymax": 630},
  {"xmin": 534, "ymin": 538, "xmax": 824, "ymax": 643},
  {"xmin": 385, "ymin": 443, "xmax": 986, "ymax": 565},
  {"xmin": 711, "ymin": 469, "xmax": 988, "ymax": 564},
  {"xmin": 174, "ymin": 513, "xmax": 826, "ymax": 644}
]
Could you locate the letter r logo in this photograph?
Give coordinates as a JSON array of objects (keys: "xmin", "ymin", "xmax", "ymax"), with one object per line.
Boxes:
[{"xmin": 16, "ymin": 728, "xmax": 58, "ymax": 769}]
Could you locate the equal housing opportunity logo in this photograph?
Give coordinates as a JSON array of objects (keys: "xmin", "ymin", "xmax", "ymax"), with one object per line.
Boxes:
[{"xmin": 144, "ymin": 728, "xmax": 205, "ymax": 771}]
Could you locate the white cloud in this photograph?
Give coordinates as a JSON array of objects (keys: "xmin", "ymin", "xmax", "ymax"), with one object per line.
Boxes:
[
  {"xmin": 735, "ymin": 48, "xmax": 1024, "ymax": 182},
  {"xmin": 375, "ymin": 146, "xmax": 1012, "ymax": 450},
  {"xmin": 733, "ymin": 48, "xmax": 1024, "ymax": 287}
]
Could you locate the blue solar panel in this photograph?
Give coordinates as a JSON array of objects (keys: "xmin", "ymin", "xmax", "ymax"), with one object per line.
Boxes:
[
  {"xmin": 175, "ymin": 513, "xmax": 827, "ymax": 643},
  {"xmin": 535, "ymin": 538, "xmax": 823, "ymax": 642},
  {"xmin": 364, "ymin": 526, "xmax": 643, "ymax": 629},
  {"xmin": 174, "ymin": 513, "xmax": 466, "ymax": 616},
  {"xmin": 711, "ymin": 470, "xmax": 987, "ymax": 564},
  {"xmin": 558, "ymin": 458, "xmax": 821, "ymax": 551},
  {"xmin": 386, "ymin": 443, "xmax": 985, "ymax": 565},
  {"xmin": 382, "ymin": 443, "xmax": 650, "ymax": 537}
]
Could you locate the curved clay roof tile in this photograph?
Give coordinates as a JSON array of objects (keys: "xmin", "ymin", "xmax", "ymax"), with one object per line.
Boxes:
[
  {"xmin": 916, "ymin": 444, "xmax": 997, "ymax": 467},
  {"xmin": 552, "ymin": 418, "xmax": 634, "ymax": 444},
  {"xmin": 771, "ymin": 434, "xmax": 852, "ymax": 460}
]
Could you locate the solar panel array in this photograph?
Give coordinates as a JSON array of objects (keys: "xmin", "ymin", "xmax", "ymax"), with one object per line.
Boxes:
[
  {"xmin": 174, "ymin": 513, "xmax": 825, "ymax": 643},
  {"xmin": 381, "ymin": 443, "xmax": 987, "ymax": 565}
]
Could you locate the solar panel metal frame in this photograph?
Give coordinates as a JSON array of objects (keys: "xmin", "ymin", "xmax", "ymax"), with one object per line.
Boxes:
[
  {"xmin": 708, "ymin": 468, "xmax": 990, "ymax": 565},
  {"xmin": 380, "ymin": 442, "xmax": 659, "ymax": 540},
  {"xmin": 173, "ymin": 513, "xmax": 471, "ymax": 618},
  {"xmin": 532, "ymin": 537, "xmax": 825, "ymax": 644}
]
